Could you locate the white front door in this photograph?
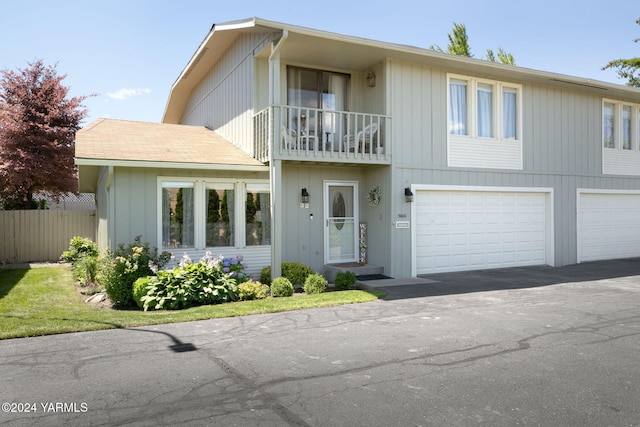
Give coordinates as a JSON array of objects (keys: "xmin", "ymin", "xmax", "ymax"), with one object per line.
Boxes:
[{"xmin": 324, "ymin": 181, "xmax": 359, "ymax": 264}]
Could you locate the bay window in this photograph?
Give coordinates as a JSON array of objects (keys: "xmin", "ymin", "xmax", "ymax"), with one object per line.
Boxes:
[{"xmin": 159, "ymin": 178, "xmax": 270, "ymax": 251}]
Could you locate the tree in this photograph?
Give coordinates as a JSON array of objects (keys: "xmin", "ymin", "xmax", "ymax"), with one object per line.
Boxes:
[
  {"xmin": 429, "ymin": 22, "xmax": 516, "ymax": 65},
  {"xmin": 0, "ymin": 60, "xmax": 91, "ymax": 209},
  {"xmin": 602, "ymin": 18, "xmax": 640, "ymax": 87}
]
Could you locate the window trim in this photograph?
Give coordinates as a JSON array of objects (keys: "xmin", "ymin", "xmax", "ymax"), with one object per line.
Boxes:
[
  {"xmin": 603, "ymin": 99, "xmax": 638, "ymax": 151},
  {"xmin": 157, "ymin": 177, "xmax": 270, "ymax": 251},
  {"xmin": 447, "ymin": 73, "xmax": 522, "ymax": 142}
]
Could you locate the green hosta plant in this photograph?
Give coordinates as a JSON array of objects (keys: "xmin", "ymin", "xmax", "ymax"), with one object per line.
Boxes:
[{"xmin": 140, "ymin": 258, "xmax": 238, "ymax": 311}]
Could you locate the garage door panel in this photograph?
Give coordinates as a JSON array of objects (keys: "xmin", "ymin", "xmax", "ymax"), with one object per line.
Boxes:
[
  {"xmin": 416, "ymin": 190, "xmax": 548, "ymax": 274},
  {"xmin": 579, "ymin": 193, "xmax": 640, "ymax": 262}
]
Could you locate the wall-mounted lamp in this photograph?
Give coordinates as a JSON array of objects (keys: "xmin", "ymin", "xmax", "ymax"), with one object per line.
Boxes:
[
  {"xmin": 404, "ymin": 187, "xmax": 414, "ymax": 203},
  {"xmin": 301, "ymin": 188, "xmax": 310, "ymax": 204}
]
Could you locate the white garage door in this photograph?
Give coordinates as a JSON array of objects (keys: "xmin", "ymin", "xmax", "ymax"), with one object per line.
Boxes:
[
  {"xmin": 416, "ymin": 189, "xmax": 548, "ymax": 274},
  {"xmin": 578, "ymin": 192, "xmax": 640, "ymax": 262}
]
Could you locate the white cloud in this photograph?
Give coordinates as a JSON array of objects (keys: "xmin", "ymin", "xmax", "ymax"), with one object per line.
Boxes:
[{"xmin": 106, "ymin": 87, "xmax": 151, "ymax": 100}]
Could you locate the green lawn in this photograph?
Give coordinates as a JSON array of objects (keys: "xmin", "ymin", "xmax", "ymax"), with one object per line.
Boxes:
[{"xmin": 0, "ymin": 266, "xmax": 384, "ymax": 340}]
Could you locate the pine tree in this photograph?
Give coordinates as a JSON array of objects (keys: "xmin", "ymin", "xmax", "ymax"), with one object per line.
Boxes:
[
  {"xmin": 429, "ymin": 23, "xmax": 516, "ymax": 66},
  {"xmin": 0, "ymin": 60, "xmax": 91, "ymax": 209}
]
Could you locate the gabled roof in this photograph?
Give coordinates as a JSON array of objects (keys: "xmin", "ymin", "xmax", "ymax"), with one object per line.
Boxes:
[
  {"xmin": 75, "ymin": 118, "xmax": 267, "ymax": 192},
  {"xmin": 163, "ymin": 17, "xmax": 640, "ymax": 123}
]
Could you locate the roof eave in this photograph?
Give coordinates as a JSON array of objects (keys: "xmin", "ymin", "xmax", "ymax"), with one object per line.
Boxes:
[{"xmin": 75, "ymin": 157, "xmax": 268, "ymax": 172}]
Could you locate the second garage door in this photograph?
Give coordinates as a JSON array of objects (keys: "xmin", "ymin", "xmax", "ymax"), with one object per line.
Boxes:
[
  {"xmin": 415, "ymin": 188, "xmax": 550, "ymax": 274},
  {"xmin": 578, "ymin": 191, "xmax": 640, "ymax": 262}
]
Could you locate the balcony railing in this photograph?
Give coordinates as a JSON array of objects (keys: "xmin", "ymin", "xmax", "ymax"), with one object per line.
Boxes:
[{"xmin": 253, "ymin": 106, "xmax": 390, "ymax": 164}]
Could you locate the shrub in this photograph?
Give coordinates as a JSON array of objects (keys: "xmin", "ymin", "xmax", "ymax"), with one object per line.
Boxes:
[
  {"xmin": 132, "ymin": 276, "xmax": 152, "ymax": 308},
  {"xmin": 270, "ymin": 277, "xmax": 294, "ymax": 297},
  {"xmin": 260, "ymin": 262, "xmax": 314, "ymax": 286},
  {"xmin": 73, "ymin": 254, "xmax": 100, "ymax": 287},
  {"xmin": 99, "ymin": 236, "xmax": 171, "ymax": 307},
  {"xmin": 259, "ymin": 266, "xmax": 272, "ymax": 286},
  {"xmin": 61, "ymin": 236, "xmax": 99, "ymax": 264},
  {"xmin": 238, "ymin": 280, "xmax": 269, "ymax": 301},
  {"xmin": 303, "ymin": 273, "xmax": 327, "ymax": 294},
  {"xmin": 140, "ymin": 262, "xmax": 238, "ymax": 311},
  {"xmin": 334, "ymin": 271, "xmax": 357, "ymax": 290}
]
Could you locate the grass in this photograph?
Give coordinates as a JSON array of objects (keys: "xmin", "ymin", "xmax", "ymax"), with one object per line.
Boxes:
[{"xmin": 0, "ymin": 266, "xmax": 384, "ymax": 340}]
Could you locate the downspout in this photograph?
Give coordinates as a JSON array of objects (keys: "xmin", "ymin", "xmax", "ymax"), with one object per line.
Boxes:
[{"xmin": 268, "ymin": 29, "xmax": 287, "ymax": 280}]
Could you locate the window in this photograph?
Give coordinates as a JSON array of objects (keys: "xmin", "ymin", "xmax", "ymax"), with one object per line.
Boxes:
[
  {"xmin": 623, "ymin": 105, "xmax": 632, "ymax": 150},
  {"xmin": 287, "ymin": 67, "xmax": 350, "ymax": 137},
  {"xmin": 159, "ymin": 179, "xmax": 270, "ymax": 250},
  {"xmin": 603, "ymin": 102, "xmax": 615, "ymax": 148},
  {"xmin": 245, "ymin": 184, "xmax": 271, "ymax": 246},
  {"xmin": 502, "ymin": 87, "xmax": 517, "ymax": 139},
  {"xmin": 448, "ymin": 74, "xmax": 521, "ymax": 141},
  {"xmin": 162, "ymin": 182, "xmax": 194, "ymax": 249},
  {"xmin": 603, "ymin": 100, "xmax": 640, "ymax": 151},
  {"xmin": 477, "ymin": 83, "xmax": 493, "ymax": 137},
  {"xmin": 206, "ymin": 183, "xmax": 235, "ymax": 247},
  {"xmin": 449, "ymin": 79, "xmax": 468, "ymax": 135}
]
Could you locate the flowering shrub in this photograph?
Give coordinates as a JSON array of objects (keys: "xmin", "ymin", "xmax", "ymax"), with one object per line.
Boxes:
[
  {"xmin": 179, "ymin": 252, "xmax": 249, "ymax": 283},
  {"xmin": 138, "ymin": 253, "xmax": 239, "ymax": 310},
  {"xmin": 99, "ymin": 236, "xmax": 171, "ymax": 306}
]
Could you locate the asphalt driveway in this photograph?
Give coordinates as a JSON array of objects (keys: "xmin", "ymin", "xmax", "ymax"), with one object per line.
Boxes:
[{"xmin": 1, "ymin": 259, "xmax": 640, "ymax": 426}]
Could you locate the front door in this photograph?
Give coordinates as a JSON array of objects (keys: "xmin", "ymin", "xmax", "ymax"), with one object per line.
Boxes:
[{"xmin": 324, "ymin": 181, "xmax": 359, "ymax": 264}]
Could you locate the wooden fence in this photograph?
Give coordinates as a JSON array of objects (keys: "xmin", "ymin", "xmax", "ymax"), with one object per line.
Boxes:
[{"xmin": 0, "ymin": 210, "xmax": 95, "ymax": 264}]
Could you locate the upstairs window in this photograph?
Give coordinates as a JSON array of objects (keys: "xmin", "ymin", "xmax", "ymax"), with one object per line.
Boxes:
[
  {"xmin": 603, "ymin": 102, "xmax": 615, "ymax": 148},
  {"xmin": 448, "ymin": 74, "xmax": 521, "ymax": 141},
  {"xmin": 603, "ymin": 100, "xmax": 639, "ymax": 151}
]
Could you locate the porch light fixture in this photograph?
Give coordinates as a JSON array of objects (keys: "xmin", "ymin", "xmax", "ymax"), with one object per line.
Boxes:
[
  {"xmin": 301, "ymin": 188, "xmax": 310, "ymax": 204},
  {"xmin": 404, "ymin": 187, "xmax": 414, "ymax": 203}
]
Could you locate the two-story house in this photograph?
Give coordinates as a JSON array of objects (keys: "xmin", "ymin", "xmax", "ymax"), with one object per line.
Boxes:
[{"xmin": 76, "ymin": 17, "xmax": 640, "ymax": 279}]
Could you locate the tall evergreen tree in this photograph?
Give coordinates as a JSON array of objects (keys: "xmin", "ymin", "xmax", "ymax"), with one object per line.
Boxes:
[
  {"xmin": 0, "ymin": 60, "xmax": 91, "ymax": 209},
  {"xmin": 429, "ymin": 23, "xmax": 516, "ymax": 65}
]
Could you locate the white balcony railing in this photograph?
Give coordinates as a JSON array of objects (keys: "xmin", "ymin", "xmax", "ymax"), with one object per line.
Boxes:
[{"xmin": 253, "ymin": 106, "xmax": 390, "ymax": 164}]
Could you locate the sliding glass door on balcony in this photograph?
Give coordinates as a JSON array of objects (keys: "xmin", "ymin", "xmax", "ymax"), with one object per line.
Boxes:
[{"xmin": 287, "ymin": 67, "xmax": 349, "ymax": 148}]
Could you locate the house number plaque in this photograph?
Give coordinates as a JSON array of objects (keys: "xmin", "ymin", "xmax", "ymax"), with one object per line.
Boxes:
[{"xmin": 359, "ymin": 222, "xmax": 367, "ymax": 264}]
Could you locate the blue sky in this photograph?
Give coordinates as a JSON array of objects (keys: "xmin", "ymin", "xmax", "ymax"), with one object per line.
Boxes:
[{"xmin": 1, "ymin": 0, "xmax": 638, "ymax": 126}]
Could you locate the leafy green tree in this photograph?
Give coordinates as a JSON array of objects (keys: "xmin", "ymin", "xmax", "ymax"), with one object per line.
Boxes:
[
  {"xmin": 429, "ymin": 22, "xmax": 516, "ymax": 65},
  {"xmin": 0, "ymin": 60, "xmax": 92, "ymax": 209},
  {"xmin": 603, "ymin": 18, "xmax": 640, "ymax": 87}
]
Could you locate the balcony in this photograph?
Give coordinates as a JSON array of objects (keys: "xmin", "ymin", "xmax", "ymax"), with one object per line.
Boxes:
[{"xmin": 253, "ymin": 106, "xmax": 390, "ymax": 164}]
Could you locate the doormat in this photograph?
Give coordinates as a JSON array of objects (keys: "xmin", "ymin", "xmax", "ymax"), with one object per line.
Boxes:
[{"xmin": 356, "ymin": 274, "xmax": 393, "ymax": 281}]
